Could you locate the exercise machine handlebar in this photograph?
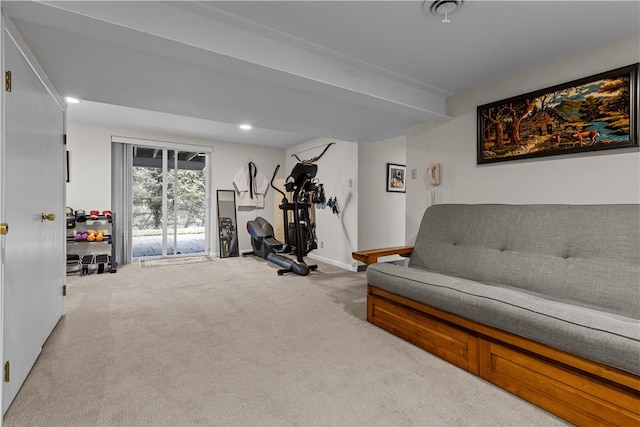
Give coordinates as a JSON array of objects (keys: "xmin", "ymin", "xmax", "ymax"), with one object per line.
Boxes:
[{"xmin": 270, "ymin": 164, "xmax": 288, "ymax": 202}]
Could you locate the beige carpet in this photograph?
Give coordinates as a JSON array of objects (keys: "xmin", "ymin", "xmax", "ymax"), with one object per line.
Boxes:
[{"xmin": 3, "ymin": 257, "xmax": 568, "ymax": 426}]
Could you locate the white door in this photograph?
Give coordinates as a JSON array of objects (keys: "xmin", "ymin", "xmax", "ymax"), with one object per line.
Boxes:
[{"xmin": 2, "ymin": 34, "xmax": 65, "ymax": 413}]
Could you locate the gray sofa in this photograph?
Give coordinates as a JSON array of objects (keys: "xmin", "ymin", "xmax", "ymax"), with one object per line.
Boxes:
[{"xmin": 355, "ymin": 204, "xmax": 640, "ymax": 425}]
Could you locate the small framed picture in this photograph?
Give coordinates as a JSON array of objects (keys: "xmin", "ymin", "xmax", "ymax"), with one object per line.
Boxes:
[{"xmin": 386, "ymin": 163, "xmax": 406, "ymax": 193}]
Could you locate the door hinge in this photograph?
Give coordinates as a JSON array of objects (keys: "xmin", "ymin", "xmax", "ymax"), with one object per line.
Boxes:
[
  {"xmin": 63, "ymin": 284, "xmax": 67, "ymax": 296},
  {"xmin": 5, "ymin": 71, "xmax": 11, "ymax": 92},
  {"xmin": 4, "ymin": 361, "xmax": 10, "ymax": 383}
]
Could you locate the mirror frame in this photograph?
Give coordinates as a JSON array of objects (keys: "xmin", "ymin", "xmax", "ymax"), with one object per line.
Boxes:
[{"xmin": 216, "ymin": 190, "xmax": 239, "ymax": 258}]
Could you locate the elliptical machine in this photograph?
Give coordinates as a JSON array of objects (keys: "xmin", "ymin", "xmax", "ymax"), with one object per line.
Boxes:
[{"xmin": 246, "ymin": 163, "xmax": 320, "ymax": 276}]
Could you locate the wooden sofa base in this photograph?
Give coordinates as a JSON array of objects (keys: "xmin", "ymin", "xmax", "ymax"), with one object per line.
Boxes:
[{"xmin": 368, "ymin": 285, "xmax": 640, "ymax": 426}]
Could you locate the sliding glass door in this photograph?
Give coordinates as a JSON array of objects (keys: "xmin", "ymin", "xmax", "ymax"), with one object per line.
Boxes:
[
  {"xmin": 131, "ymin": 146, "xmax": 208, "ymax": 258},
  {"xmin": 168, "ymin": 150, "xmax": 207, "ymax": 255}
]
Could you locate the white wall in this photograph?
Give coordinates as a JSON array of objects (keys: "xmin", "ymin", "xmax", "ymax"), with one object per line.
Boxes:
[
  {"xmin": 285, "ymin": 138, "xmax": 358, "ymax": 271},
  {"xmin": 66, "ymin": 122, "xmax": 285, "ymax": 255},
  {"xmin": 406, "ymin": 34, "xmax": 640, "ymax": 244},
  {"xmin": 358, "ymin": 136, "xmax": 406, "ymax": 250}
]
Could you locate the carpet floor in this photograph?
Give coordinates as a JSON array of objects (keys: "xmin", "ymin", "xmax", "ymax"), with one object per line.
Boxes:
[{"xmin": 3, "ymin": 256, "xmax": 568, "ymax": 426}]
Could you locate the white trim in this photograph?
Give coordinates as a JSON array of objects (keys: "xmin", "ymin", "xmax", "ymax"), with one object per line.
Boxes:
[
  {"xmin": 3, "ymin": 14, "xmax": 65, "ymax": 112},
  {"xmin": 307, "ymin": 253, "xmax": 357, "ymax": 272},
  {"xmin": 0, "ymin": 13, "xmax": 6, "ymax": 417},
  {"xmin": 205, "ymin": 153, "xmax": 212, "ymax": 254},
  {"xmin": 161, "ymin": 149, "xmax": 168, "ymax": 256},
  {"xmin": 111, "ymin": 135, "xmax": 212, "ymax": 153}
]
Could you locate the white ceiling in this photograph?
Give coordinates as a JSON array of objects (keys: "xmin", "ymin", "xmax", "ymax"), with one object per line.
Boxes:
[
  {"xmin": 65, "ymin": 100, "xmax": 310, "ymax": 148},
  {"xmin": 3, "ymin": 1, "xmax": 639, "ymax": 148}
]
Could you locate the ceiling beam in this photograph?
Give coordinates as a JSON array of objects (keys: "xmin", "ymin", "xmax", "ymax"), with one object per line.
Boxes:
[{"xmin": 6, "ymin": 1, "xmax": 450, "ymax": 122}]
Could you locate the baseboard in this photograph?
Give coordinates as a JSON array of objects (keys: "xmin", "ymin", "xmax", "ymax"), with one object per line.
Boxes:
[
  {"xmin": 240, "ymin": 250, "xmax": 357, "ymax": 272},
  {"xmin": 307, "ymin": 253, "xmax": 357, "ymax": 272}
]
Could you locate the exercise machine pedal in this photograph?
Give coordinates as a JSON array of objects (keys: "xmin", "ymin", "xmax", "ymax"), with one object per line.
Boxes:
[{"xmin": 277, "ymin": 268, "xmax": 292, "ymax": 276}]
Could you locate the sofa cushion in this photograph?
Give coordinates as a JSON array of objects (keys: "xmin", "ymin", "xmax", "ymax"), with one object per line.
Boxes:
[
  {"xmin": 408, "ymin": 204, "xmax": 640, "ymax": 319},
  {"xmin": 367, "ymin": 262, "xmax": 640, "ymax": 375}
]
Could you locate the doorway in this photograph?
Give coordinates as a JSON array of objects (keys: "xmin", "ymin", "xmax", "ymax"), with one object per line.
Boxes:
[{"xmin": 131, "ymin": 145, "xmax": 209, "ymax": 258}]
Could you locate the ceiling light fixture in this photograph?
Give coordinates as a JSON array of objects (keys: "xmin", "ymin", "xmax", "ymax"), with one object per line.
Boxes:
[
  {"xmin": 239, "ymin": 123, "xmax": 252, "ymax": 131},
  {"xmin": 423, "ymin": 0, "xmax": 464, "ymax": 23},
  {"xmin": 65, "ymin": 97, "xmax": 80, "ymax": 104}
]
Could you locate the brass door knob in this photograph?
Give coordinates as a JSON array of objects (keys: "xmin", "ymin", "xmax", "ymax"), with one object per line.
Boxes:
[
  {"xmin": 41, "ymin": 213, "xmax": 56, "ymax": 222},
  {"xmin": 0, "ymin": 223, "xmax": 8, "ymax": 235}
]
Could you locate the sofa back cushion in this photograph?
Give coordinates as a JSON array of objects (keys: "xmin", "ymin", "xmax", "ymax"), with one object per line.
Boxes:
[{"xmin": 409, "ymin": 204, "xmax": 640, "ymax": 319}]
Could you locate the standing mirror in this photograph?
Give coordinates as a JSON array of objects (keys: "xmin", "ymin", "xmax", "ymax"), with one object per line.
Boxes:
[{"xmin": 216, "ymin": 190, "xmax": 239, "ymax": 258}]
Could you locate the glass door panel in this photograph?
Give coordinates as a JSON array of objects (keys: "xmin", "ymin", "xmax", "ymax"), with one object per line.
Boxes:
[
  {"xmin": 172, "ymin": 150, "xmax": 206, "ymax": 255},
  {"xmin": 166, "ymin": 150, "xmax": 177, "ymax": 255},
  {"xmin": 131, "ymin": 147, "xmax": 164, "ymax": 258}
]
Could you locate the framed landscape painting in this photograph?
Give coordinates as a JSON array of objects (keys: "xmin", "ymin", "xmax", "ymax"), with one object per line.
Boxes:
[{"xmin": 477, "ymin": 63, "xmax": 638, "ymax": 164}]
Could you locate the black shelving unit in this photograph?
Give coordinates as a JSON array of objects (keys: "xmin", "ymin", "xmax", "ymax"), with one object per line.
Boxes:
[{"xmin": 66, "ymin": 212, "xmax": 117, "ymax": 274}]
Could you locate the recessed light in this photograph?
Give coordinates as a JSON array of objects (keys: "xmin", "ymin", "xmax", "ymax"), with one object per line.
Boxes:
[
  {"xmin": 65, "ymin": 97, "xmax": 80, "ymax": 104},
  {"xmin": 239, "ymin": 123, "xmax": 252, "ymax": 131}
]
